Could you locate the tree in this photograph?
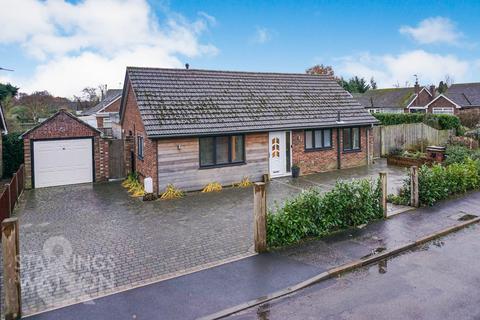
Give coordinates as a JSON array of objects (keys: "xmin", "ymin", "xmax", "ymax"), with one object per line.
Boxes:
[
  {"xmin": 306, "ymin": 64, "xmax": 336, "ymax": 77},
  {"xmin": 0, "ymin": 83, "xmax": 19, "ymax": 101},
  {"xmin": 74, "ymin": 87, "xmax": 100, "ymax": 111},
  {"xmin": 438, "ymin": 81, "xmax": 448, "ymax": 93},
  {"xmin": 341, "ymin": 76, "xmax": 371, "ymax": 93},
  {"xmin": 370, "ymin": 77, "xmax": 377, "ymax": 90}
]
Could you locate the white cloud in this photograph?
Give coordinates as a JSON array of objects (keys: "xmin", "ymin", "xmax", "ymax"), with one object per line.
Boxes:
[
  {"xmin": 400, "ymin": 17, "xmax": 463, "ymax": 45},
  {"xmin": 251, "ymin": 27, "xmax": 272, "ymax": 44},
  {"xmin": 336, "ymin": 50, "xmax": 474, "ymax": 87},
  {"xmin": 0, "ymin": 0, "xmax": 218, "ymax": 97}
]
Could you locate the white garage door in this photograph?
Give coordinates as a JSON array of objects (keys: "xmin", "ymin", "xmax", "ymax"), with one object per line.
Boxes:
[{"xmin": 33, "ymin": 138, "xmax": 93, "ymax": 188}]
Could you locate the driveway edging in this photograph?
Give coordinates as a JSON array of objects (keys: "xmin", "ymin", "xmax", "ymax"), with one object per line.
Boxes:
[{"xmin": 199, "ymin": 217, "xmax": 480, "ymax": 320}]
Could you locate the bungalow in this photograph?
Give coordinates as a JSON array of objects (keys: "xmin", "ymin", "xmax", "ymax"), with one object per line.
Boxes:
[
  {"xmin": 355, "ymin": 81, "xmax": 480, "ymax": 115},
  {"xmin": 119, "ymin": 67, "xmax": 378, "ymax": 194},
  {"xmin": 426, "ymin": 82, "xmax": 480, "ymax": 114},
  {"xmin": 353, "ymin": 81, "xmax": 436, "ymax": 114},
  {"xmin": 79, "ymin": 89, "xmax": 123, "ymax": 138}
]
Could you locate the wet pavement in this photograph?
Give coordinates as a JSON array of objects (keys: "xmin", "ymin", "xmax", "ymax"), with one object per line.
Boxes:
[
  {"xmin": 230, "ymin": 224, "xmax": 480, "ymax": 320},
  {"xmin": 1, "ymin": 159, "xmax": 406, "ymax": 315},
  {"xmin": 19, "ymin": 191, "xmax": 480, "ymax": 320}
]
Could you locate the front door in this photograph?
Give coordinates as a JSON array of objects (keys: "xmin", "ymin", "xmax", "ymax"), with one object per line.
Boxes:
[{"xmin": 269, "ymin": 131, "xmax": 291, "ymax": 178}]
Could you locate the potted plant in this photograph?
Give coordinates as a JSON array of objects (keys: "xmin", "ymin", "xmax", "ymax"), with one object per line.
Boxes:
[{"xmin": 291, "ymin": 164, "xmax": 300, "ymax": 178}]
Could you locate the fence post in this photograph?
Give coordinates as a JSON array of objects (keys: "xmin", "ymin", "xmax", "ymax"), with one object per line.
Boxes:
[
  {"xmin": 410, "ymin": 166, "xmax": 419, "ymax": 208},
  {"xmin": 6, "ymin": 183, "xmax": 11, "ymax": 217},
  {"xmin": 379, "ymin": 172, "xmax": 388, "ymax": 218},
  {"xmin": 253, "ymin": 182, "xmax": 267, "ymax": 253},
  {"xmin": 2, "ymin": 217, "xmax": 21, "ymax": 320}
]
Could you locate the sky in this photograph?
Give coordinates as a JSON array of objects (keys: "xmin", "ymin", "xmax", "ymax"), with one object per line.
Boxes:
[{"xmin": 0, "ymin": 0, "xmax": 479, "ymax": 98}]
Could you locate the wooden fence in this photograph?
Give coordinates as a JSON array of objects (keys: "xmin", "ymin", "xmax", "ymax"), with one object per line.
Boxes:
[
  {"xmin": 373, "ymin": 123, "xmax": 454, "ymax": 158},
  {"xmin": 0, "ymin": 165, "xmax": 25, "ymax": 224}
]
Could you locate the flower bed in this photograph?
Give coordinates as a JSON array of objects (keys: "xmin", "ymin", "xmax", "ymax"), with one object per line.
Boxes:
[{"xmin": 386, "ymin": 155, "xmax": 433, "ymax": 168}]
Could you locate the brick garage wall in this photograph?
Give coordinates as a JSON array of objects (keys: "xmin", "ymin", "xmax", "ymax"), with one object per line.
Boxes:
[
  {"xmin": 292, "ymin": 126, "xmax": 370, "ymax": 175},
  {"xmin": 427, "ymin": 96, "xmax": 459, "ymax": 114},
  {"xmin": 121, "ymin": 82, "xmax": 158, "ymax": 193},
  {"xmin": 23, "ymin": 111, "xmax": 109, "ymax": 188}
]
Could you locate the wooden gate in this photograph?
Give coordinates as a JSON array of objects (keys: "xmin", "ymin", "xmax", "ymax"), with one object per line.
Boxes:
[{"xmin": 108, "ymin": 139, "xmax": 125, "ymax": 179}]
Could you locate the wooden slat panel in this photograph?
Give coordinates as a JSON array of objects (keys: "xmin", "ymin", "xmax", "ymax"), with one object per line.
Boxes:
[{"xmin": 157, "ymin": 133, "xmax": 269, "ymax": 192}]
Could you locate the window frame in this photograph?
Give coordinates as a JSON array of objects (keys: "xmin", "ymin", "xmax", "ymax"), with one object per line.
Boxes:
[
  {"xmin": 304, "ymin": 128, "xmax": 333, "ymax": 151},
  {"xmin": 137, "ymin": 135, "xmax": 144, "ymax": 160},
  {"xmin": 342, "ymin": 127, "xmax": 362, "ymax": 153},
  {"xmin": 199, "ymin": 134, "xmax": 246, "ymax": 168}
]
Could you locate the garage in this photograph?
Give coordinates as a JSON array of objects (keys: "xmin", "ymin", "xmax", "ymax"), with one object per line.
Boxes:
[
  {"xmin": 21, "ymin": 110, "xmax": 110, "ymax": 189},
  {"xmin": 33, "ymin": 138, "xmax": 94, "ymax": 188}
]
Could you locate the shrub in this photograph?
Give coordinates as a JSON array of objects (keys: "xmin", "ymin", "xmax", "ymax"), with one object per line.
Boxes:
[
  {"xmin": 122, "ymin": 172, "xmax": 145, "ymax": 197},
  {"xmin": 398, "ymin": 159, "xmax": 480, "ymax": 206},
  {"xmin": 2, "ymin": 132, "xmax": 24, "ymax": 178},
  {"xmin": 267, "ymin": 178, "xmax": 382, "ymax": 247},
  {"xmin": 202, "ymin": 182, "xmax": 222, "ymax": 192},
  {"xmin": 373, "ymin": 113, "xmax": 462, "ymax": 133},
  {"xmin": 160, "ymin": 184, "xmax": 184, "ymax": 200},
  {"xmin": 444, "ymin": 145, "xmax": 473, "ymax": 166},
  {"xmin": 234, "ymin": 176, "xmax": 253, "ymax": 188}
]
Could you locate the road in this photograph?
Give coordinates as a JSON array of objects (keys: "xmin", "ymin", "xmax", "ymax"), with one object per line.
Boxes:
[{"xmin": 229, "ymin": 224, "xmax": 480, "ymax": 320}]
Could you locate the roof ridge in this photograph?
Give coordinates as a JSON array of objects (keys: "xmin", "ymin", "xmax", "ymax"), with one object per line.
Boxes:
[{"xmin": 126, "ymin": 66, "xmax": 334, "ymax": 78}]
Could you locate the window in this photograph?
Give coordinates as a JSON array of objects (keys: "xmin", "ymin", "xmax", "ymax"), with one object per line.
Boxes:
[
  {"xmin": 432, "ymin": 107, "xmax": 454, "ymax": 115},
  {"xmin": 199, "ymin": 135, "xmax": 245, "ymax": 167},
  {"xmin": 305, "ymin": 129, "xmax": 332, "ymax": 150},
  {"xmin": 137, "ymin": 135, "xmax": 144, "ymax": 159},
  {"xmin": 343, "ymin": 127, "xmax": 361, "ymax": 152}
]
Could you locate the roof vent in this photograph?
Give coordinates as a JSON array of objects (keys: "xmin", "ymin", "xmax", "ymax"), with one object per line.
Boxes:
[
  {"xmin": 336, "ymin": 111, "xmax": 345, "ymax": 124},
  {"xmin": 185, "ymin": 63, "xmax": 190, "ymax": 70}
]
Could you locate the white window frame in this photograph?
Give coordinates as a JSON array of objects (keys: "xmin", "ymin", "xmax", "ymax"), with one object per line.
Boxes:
[{"xmin": 432, "ymin": 107, "xmax": 454, "ymax": 115}]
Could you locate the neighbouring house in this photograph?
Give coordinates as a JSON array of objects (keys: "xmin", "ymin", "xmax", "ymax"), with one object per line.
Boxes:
[
  {"xmin": 79, "ymin": 89, "xmax": 122, "ymax": 138},
  {"xmin": 428, "ymin": 82, "xmax": 480, "ymax": 114},
  {"xmin": 353, "ymin": 81, "xmax": 436, "ymax": 114},
  {"xmin": 120, "ymin": 67, "xmax": 378, "ymax": 194},
  {"xmin": 0, "ymin": 102, "xmax": 7, "ymax": 177},
  {"xmin": 21, "ymin": 109, "xmax": 110, "ymax": 188},
  {"xmin": 355, "ymin": 81, "xmax": 480, "ymax": 115}
]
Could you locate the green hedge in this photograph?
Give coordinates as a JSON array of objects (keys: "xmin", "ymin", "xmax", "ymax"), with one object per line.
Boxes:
[
  {"xmin": 2, "ymin": 132, "xmax": 24, "ymax": 178},
  {"xmin": 398, "ymin": 159, "xmax": 480, "ymax": 206},
  {"xmin": 373, "ymin": 113, "xmax": 461, "ymax": 132},
  {"xmin": 267, "ymin": 179, "xmax": 382, "ymax": 248},
  {"xmin": 444, "ymin": 145, "xmax": 480, "ymax": 166}
]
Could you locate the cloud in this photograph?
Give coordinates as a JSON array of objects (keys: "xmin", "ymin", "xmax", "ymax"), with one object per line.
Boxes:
[
  {"xmin": 0, "ymin": 0, "xmax": 217, "ymax": 97},
  {"xmin": 399, "ymin": 17, "xmax": 463, "ymax": 45},
  {"xmin": 251, "ymin": 27, "xmax": 272, "ymax": 44},
  {"xmin": 336, "ymin": 50, "xmax": 474, "ymax": 87}
]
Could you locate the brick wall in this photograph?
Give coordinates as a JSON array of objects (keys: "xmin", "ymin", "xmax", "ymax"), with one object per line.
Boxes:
[
  {"xmin": 23, "ymin": 111, "xmax": 109, "ymax": 188},
  {"xmin": 104, "ymin": 98, "xmax": 121, "ymax": 113},
  {"xmin": 292, "ymin": 126, "xmax": 370, "ymax": 175},
  {"xmin": 121, "ymin": 82, "xmax": 158, "ymax": 193},
  {"xmin": 427, "ymin": 95, "xmax": 458, "ymax": 114}
]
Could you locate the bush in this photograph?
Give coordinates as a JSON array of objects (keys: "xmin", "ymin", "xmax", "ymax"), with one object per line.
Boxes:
[
  {"xmin": 398, "ymin": 159, "xmax": 480, "ymax": 206},
  {"xmin": 373, "ymin": 113, "xmax": 462, "ymax": 133},
  {"xmin": 445, "ymin": 145, "xmax": 473, "ymax": 166},
  {"xmin": 2, "ymin": 132, "xmax": 24, "ymax": 178},
  {"xmin": 267, "ymin": 178, "xmax": 382, "ymax": 248}
]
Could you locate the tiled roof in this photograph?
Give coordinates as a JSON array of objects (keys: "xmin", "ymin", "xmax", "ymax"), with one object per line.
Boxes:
[
  {"xmin": 445, "ymin": 83, "xmax": 480, "ymax": 107},
  {"xmin": 82, "ymin": 89, "xmax": 122, "ymax": 116},
  {"xmin": 353, "ymin": 87, "xmax": 416, "ymax": 109},
  {"xmin": 124, "ymin": 67, "xmax": 378, "ymax": 138}
]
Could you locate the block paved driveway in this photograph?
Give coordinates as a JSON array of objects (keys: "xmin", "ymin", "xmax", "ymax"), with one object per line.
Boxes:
[{"xmin": 4, "ymin": 159, "xmax": 407, "ymax": 315}]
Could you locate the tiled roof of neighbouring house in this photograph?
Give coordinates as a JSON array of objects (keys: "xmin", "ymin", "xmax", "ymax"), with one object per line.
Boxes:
[
  {"xmin": 352, "ymin": 87, "xmax": 417, "ymax": 109},
  {"xmin": 123, "ymin": 67, "xmax": 378, "ymax": 138},
  {"xmin": 82, "ymin": 89, "xmax": 122, "ymax": 116},
  {"xmin": 445, "ymin": 83, "xmax": 480, "ymax": 107}
]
